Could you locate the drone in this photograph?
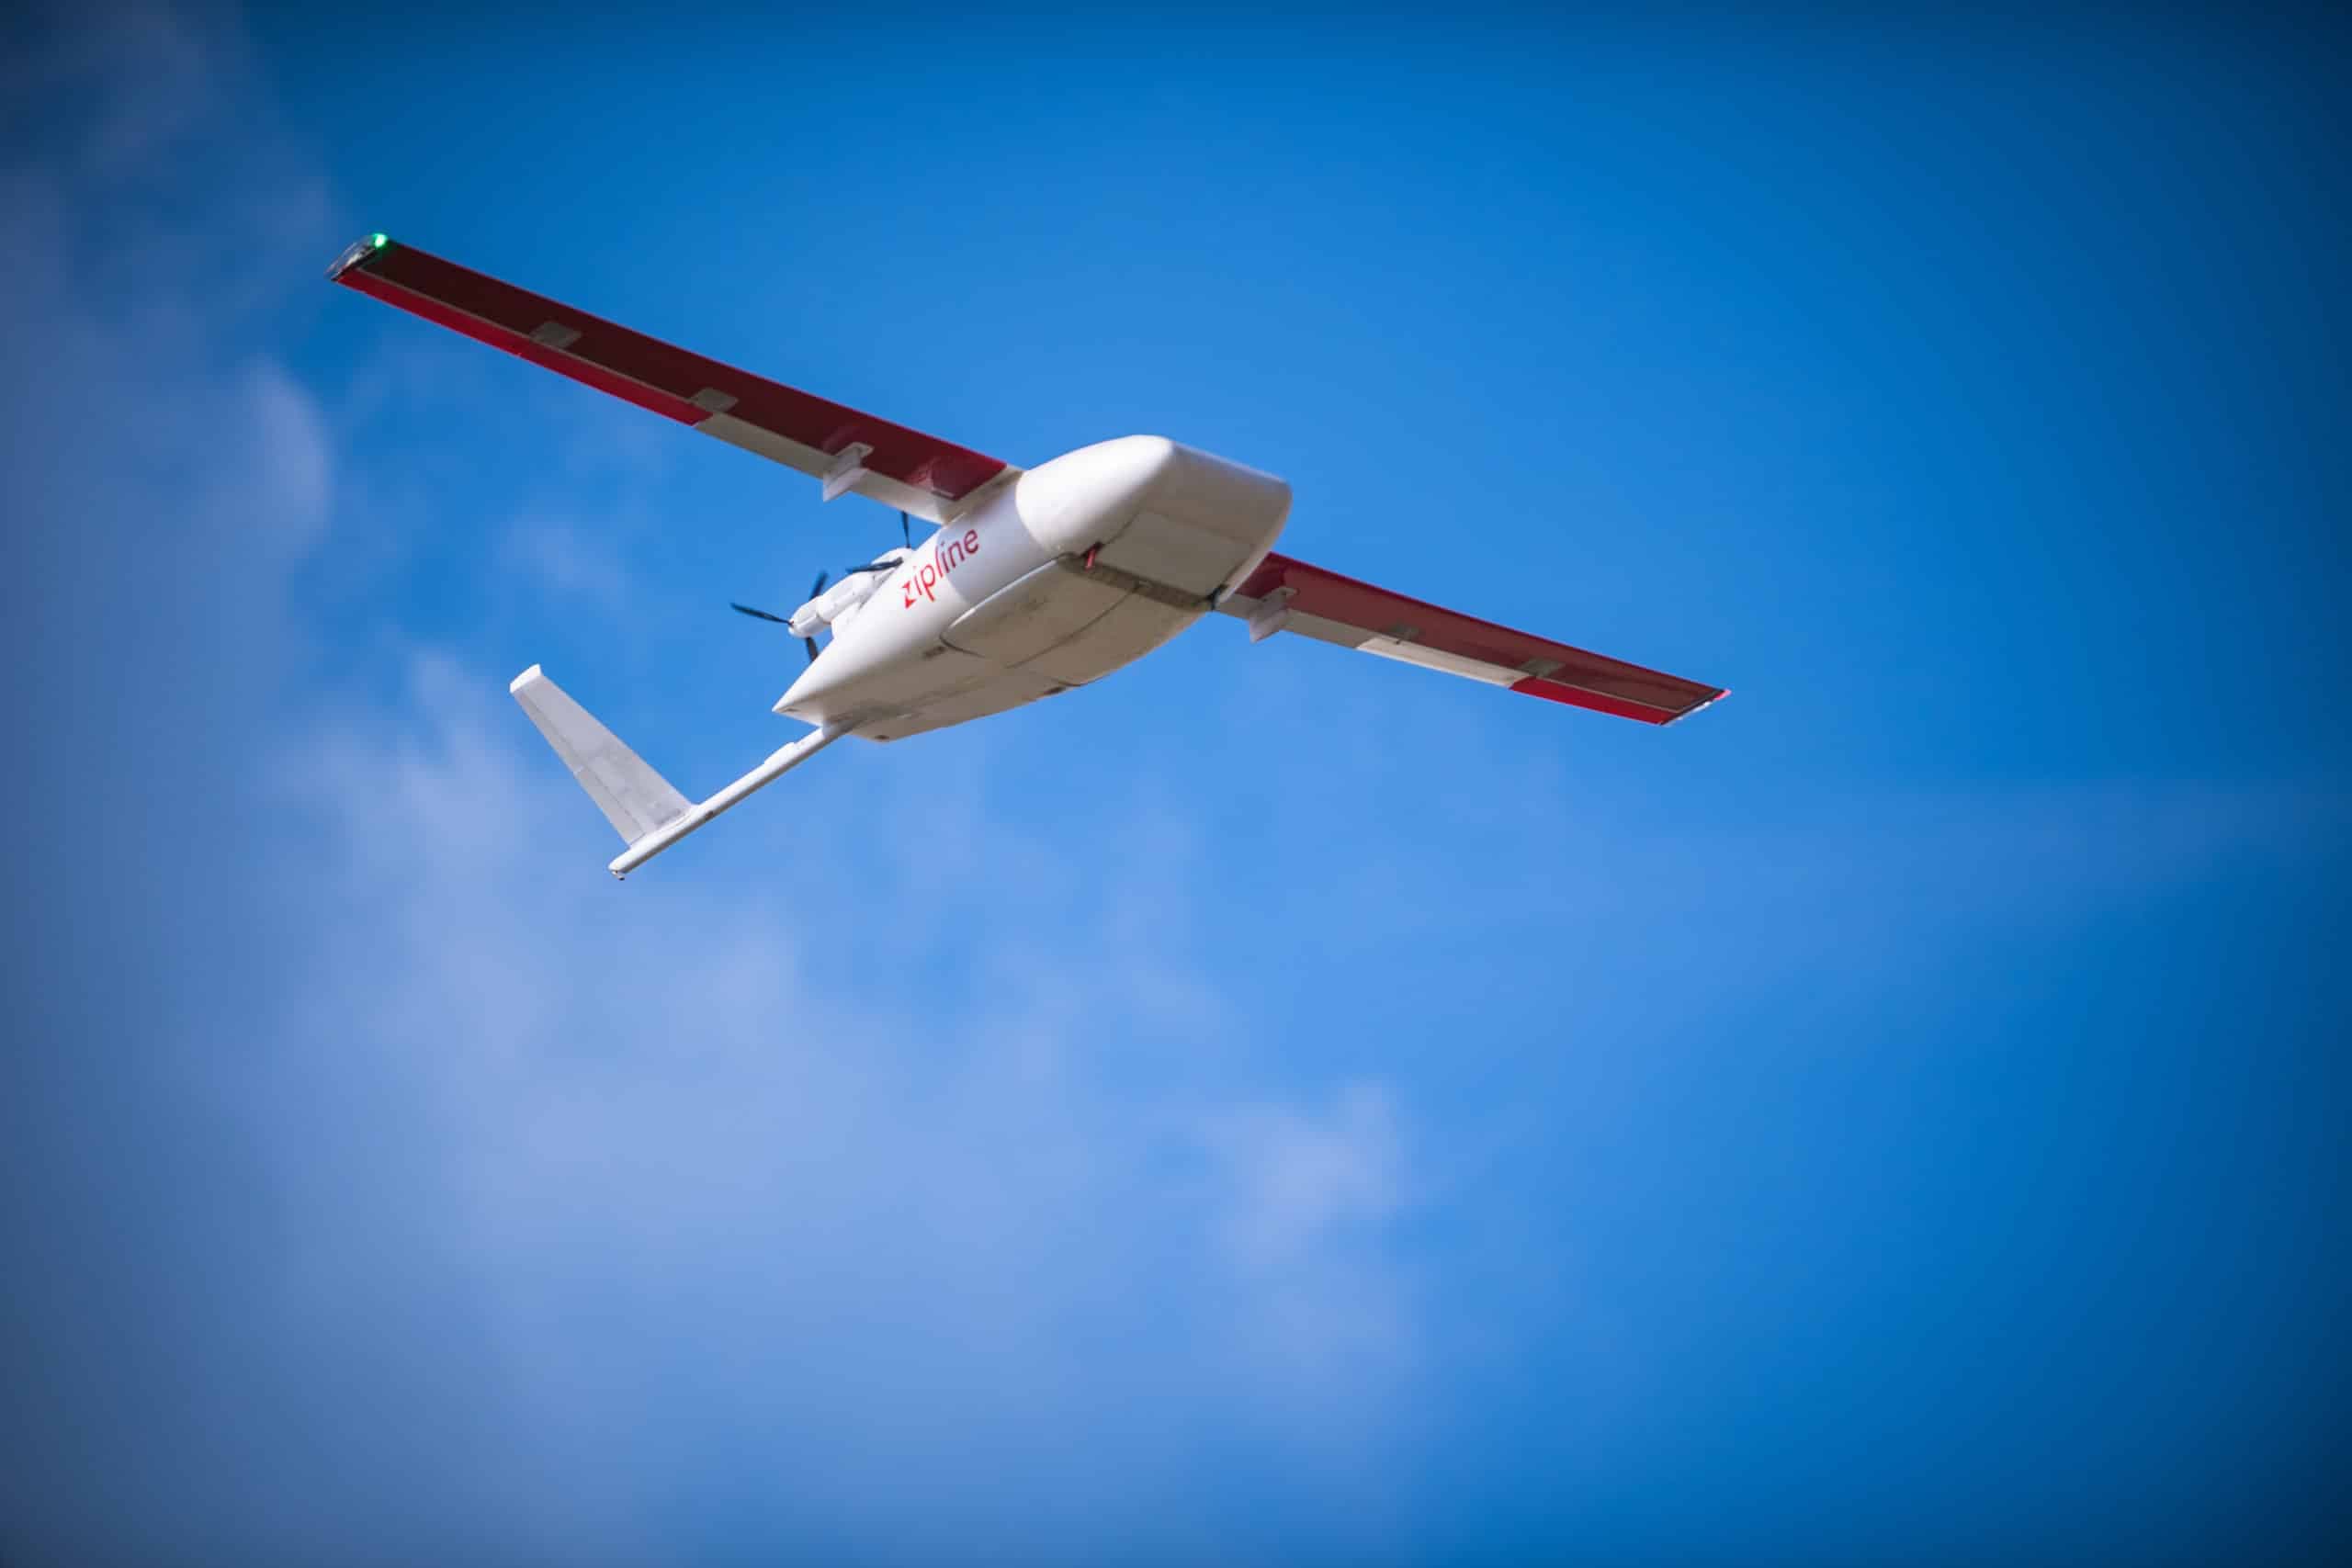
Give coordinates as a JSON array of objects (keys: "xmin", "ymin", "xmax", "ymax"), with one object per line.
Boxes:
[{"xmin": 328, "ymin": 233, "xmax": 1725, "ymax": 879}]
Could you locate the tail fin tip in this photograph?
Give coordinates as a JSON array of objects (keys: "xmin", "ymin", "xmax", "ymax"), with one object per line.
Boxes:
[{"xmin": 509, "ymin": 665, "xmax": 692, "ymax": 846}]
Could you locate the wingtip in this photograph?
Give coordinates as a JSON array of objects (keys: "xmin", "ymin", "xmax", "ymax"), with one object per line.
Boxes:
[
  {"xmin": 324, "ymin": 231, "xmax": 392, "ymax": 282},
  {"xmin": 1664, "ymin": 687, "xmax": 1731, "ymax": 727},
  {"xmin": 509, "ymin": 663, "xmax": 545, "ymax": 696}
]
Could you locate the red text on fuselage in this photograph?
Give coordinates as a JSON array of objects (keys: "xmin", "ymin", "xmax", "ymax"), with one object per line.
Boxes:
[{"xmin": 905, "ymin": 528, "xmax": 982, "ymax": 607}]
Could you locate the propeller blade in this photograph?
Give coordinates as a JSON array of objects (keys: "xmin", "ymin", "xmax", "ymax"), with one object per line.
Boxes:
[
  {"xmin": 901, "ymin": 510, "xmax": 911, "ymax": 548},
  {"xmin": 811, "ymin": 569, "xmax": 829, "ymax": 597},
  {"xmin": 803, "ymin": 636, "xmax": 820, "ymax": 664},
  {"xmin": 730, "ymin": 602, "xmax": 790, "ymax": 624}
]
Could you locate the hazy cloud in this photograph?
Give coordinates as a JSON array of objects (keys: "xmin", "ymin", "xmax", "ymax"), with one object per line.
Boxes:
[
  {"xmin": 253, "ymin": 647, "xmax": 1425, "ymax": 1555},
  {"xmin": 497, "ymin": 513, "xmax": 633, "ymax": 610}
]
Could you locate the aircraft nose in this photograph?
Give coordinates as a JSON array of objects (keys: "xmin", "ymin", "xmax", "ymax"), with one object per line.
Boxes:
[
  {"xmin": 1014, "ymin": 434, "xmax": 1291, "ymax": 590},
  {"xmin": 1087, "ymin": 434, "xmax": 1182, "ymax": 491},
  {"xmin": 1014, "ymin": 435, "xmax": 1180, "ymax": 550}
]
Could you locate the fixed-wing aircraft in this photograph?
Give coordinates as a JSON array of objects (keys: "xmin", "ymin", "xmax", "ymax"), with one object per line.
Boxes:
[{"xmin": 327, "ymin": 232, "xmax": 1726, "ymax": 878}]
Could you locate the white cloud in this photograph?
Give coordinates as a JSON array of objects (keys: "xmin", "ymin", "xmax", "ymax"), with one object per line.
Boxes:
[
  {"xmin": 252, "ymin": 653, "xmax": 1427, "ymax": 1550},
  {"xmin": 497, "ymin": 513, "xmax": 632, "ymax": 609},
  {"xmin": 240, "ymin": 358, "xmax": 335, "ymax": 551},
  {"xmin": 1210, "ymin": 1081, "xmax": 1405, "ymax": 1271},
  {"xmin": 1201, "ymin": 1082, "xmax": 1415, "ymax": 1392}
]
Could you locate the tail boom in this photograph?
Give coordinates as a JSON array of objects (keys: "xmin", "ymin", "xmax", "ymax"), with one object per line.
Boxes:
[
  {"xmin": 605, "ymin": 722, "xmax": 845, "ymax": 878},
  {"xmin": 509, "ymin": 664, "xmax": 844, "ymax": 879}
]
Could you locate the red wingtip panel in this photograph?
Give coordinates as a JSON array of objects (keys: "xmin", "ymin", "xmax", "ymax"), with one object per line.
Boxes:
[
  {"xmin": 1510, "ymin": 675, "xmax": 1724, "ymax": 725},
  {"xmin": 329, "ymin": 234, "xmax": 1012, "ymax": 506},
  {"xmin": 1236, "ymin": 552, "xmax": 1724, "ymax": 724}
]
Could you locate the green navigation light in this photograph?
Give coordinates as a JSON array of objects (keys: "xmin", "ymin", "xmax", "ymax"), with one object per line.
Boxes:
[{"xmin": 368, "ymin": 232, "xmax": 389, "ymax": 249}]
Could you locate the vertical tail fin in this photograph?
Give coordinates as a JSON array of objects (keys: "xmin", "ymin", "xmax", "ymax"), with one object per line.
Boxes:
[{"xmin": 509, "ymin": 665, "xmax": 690, "ymax": 845}]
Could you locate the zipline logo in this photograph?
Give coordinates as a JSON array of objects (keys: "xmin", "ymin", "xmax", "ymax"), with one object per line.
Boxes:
[{"xmin": 904, "ymin": 527, "xmax": 982, "ymax": 607}]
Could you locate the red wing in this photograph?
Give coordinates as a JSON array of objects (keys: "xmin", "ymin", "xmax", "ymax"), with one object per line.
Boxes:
[
  {"xmin": 1225, "ymin": 553, "xmax": 1726, "ymax": 724},
  {"xmin": 326, "ymin": 233, "xmax": 1015, "ymax": 525}
]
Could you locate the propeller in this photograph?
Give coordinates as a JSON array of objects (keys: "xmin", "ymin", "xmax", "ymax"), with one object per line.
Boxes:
[
  {"xmin": 800, "ymin": 568, "xmax": 828, "ymax": 660},
  {"xmin": 732, "ymin": 558, "xmax": 907, "ymax": 665},
  {"xmin": 730, "ymin": 577, "xmax": 821, "ymax": 662}
]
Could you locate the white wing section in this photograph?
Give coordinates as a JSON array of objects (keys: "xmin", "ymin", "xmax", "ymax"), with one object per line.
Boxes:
[{"xmin": 509, "ymin": 665, "xmax": 690, "ymax": 844}]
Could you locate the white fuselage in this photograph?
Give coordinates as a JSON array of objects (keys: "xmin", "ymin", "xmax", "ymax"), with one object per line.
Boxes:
[{"xmin": 775, "ymin": 435, "xmax": 1292, "ymax": 741}]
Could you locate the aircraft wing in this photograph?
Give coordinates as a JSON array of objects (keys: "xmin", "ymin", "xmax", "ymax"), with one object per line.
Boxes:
[
  {"xmin": 325, "ymin": 233, "xmax": 1015, "ymax": 525},
  {"xmin": 1221, "ymin": 552, "xmax": 1726, "ymax": 724}
]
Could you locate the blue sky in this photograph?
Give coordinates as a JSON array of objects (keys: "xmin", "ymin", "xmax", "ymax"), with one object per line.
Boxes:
[{"xmin": 3, "ymin": 4, "xmax": 2346, "ymax": 1562}]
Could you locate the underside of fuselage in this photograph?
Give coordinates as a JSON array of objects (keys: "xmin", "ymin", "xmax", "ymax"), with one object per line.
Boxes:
[{"xmin": 774, "ymin": 435, "xmax": 1293, "ymax": 741}]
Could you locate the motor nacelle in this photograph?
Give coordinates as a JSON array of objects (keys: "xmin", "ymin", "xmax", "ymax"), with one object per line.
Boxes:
[{"xmin": 787, "ymin": 549, "xmax": 910, "ymax": 640}]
